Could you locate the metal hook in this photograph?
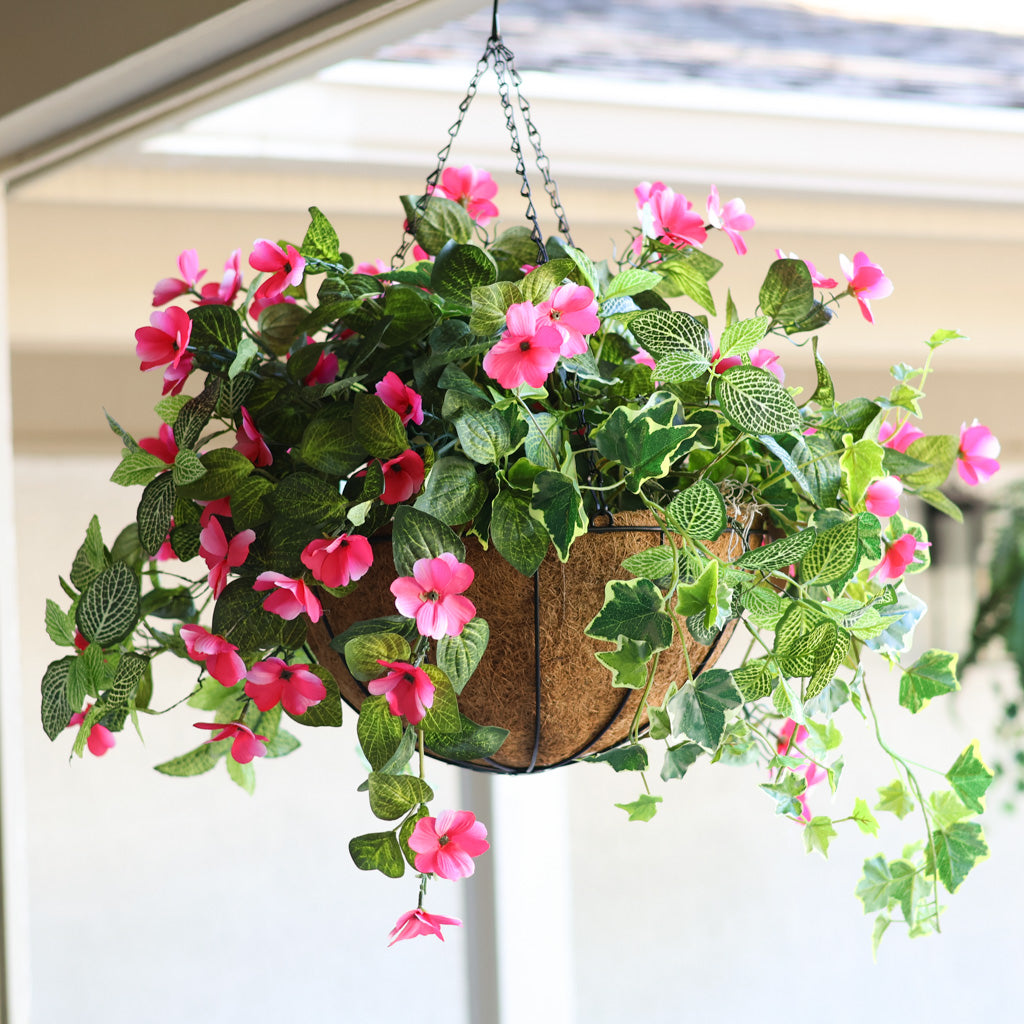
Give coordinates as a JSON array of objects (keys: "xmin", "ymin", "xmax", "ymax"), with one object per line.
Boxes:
[{"xmin": 489, "ymin": 0, "xmax": 501, "ymax": 43}]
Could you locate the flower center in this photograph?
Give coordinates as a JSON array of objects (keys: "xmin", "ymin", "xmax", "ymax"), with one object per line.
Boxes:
[
  {"xmin": 421, "ymin": 589, "xmax": 440, "ymax": 603},
  {"xmin": 519, "ymin": 341, "xmax": 531, "ymax": 352},
  {"xmin": 550, "ymin": 309, "xmax": 561, "ymax": 320},
  {"xmin": 438, "ymin": 834, "xmax": 450, "ymax": 847}
]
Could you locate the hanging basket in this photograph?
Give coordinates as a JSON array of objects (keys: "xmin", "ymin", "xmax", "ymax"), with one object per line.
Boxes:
[{"xmin": 307, "ymin": 510, "xmax": 764, "ymax": 773}]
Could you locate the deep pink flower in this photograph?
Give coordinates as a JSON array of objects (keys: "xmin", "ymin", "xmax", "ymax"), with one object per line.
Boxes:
[
  {"xmin": 379, "ymin": 450, "xmax": 425, "ymax": 505},
  {"xmin": 301, "ymin": 339, "xmax": 339, "ymax": 386},
  {"xmin": 839, "ymin": 251, "xmax": 893, "ymax": 324},
  {"xmin": 161, "ymin": 352, "xmax": 194, "ymax": 396},
  {"xmin": 248, "ymin": 239, "xmax": 305, "ymax": 300},
  {"xmin": 870, "ymin": 533, "xmax": 930, "ymax": 584},
  {"xmin": 353, "ymin": 258, "xmax": 388, "ymax": 275},
  {"xmin": 387, "ymin": 907, "xmax": 462, "ymax": 947},
  {"xmin": 253, "ymin": 572, "xmax": 323, "ymax": 622},
  {"xmin": 180, "ymin": 624, "xmax": 247, "ymax": 687},
  {"xmin": 864, "ymin": 476, "xmax": 903, "ymax": 518},
  {"xmin": 74, "ymin": 630, "xmax": 89, "ymax": 653},
  {"xmin": 775, "ymin": 719, "xmax": 827, "ymax": 823},
  {"xmin": 635, "ymin": 181, "xmax": 707, "ymax": 251},
  {"xmin": 408, "ymin": 809, "xmax": 490, "ymax": 880},
  {"xmin": 68, "ymin": 704, "xmax": 116, "ymax": 757},
  {"xmin": 482, "ymin": 302, "xmax": 563, "ymax": 389},
  {"xmin": 774, "ymin": 249, "xmax": 838, "ymax": 289},
  {"xmin": 244, "ymin": 657, "xmax": 326, "ymax": 716},
  {"xmin": 878, "ymin": 419, "xmax": 925, "ymax": 453},
  {"xmin": 707, "ymin": 185, "xmax": 754, "ymax": 255},
  {"xmin": 198, "ymin": 249, "xmax": 243, "ymax": 306},
  {"xmin": 249, "ymin": 291, "xmax": 297, "ymax": 322},
  {"xmin": 434, "ymin": 164, "xmax": 499, "ymax": 225},
  {"xmin": 375, "ymin": 371, "xmax": 424, "ymax": 426},
  {"xmin": 390, "ymin": 553, "xmax": 476, "ymax": 640},
  {"xmin": 155, "ymin": 519, "xmax": 178, "ymax": 562},
  {"xmin": 367, "ymin": 659, "xmax": 435, "ymax": 724},
  {"xmin": 199, "ymin": 496, "xmax": 232, "ymax": 527},
  {"xmin": 152, "ymin": 249, "xmax": 206, "ymax": 306},
  {"xmin": 776, "ymin": 718, "xmax": 808, "ymax": 754},
  {"xmin": 957, "ymin": 420, "xmax": 1001, "ymax": 486},
  {"xmin": 536, "ymin": 284, "xmax": 600, "ymax": 357},
  {"xmin": 234, "ymin": 406, "xmax": 273, "ymax": 467},
  {"xmin": 199, "ymin": 517, "xmax": 255, "ymax": 598},
  {"xmin": 193, "ymin": 721, "xmax": 267, "ymax": 763},
  {"xmin": 712, "ymin": 346, "xmax": 785, "ymax": 383},
  {"xmin": 301, "ymin": 533, "xmax": 374, "ymax": 588},
  {"xmin": 633, "ymin": 347, "xmax": 657, "ymax": 372},
  {"xmin": 139, "ymin": 423, "xmax": 179, "ymax": 465},
  {"xmin": 135, "ymin": 306, "xmax": 192, "ymax": 372},
  {"xmin": 412, "ymin": 244, "xmax": 433, "ymax": 262}
]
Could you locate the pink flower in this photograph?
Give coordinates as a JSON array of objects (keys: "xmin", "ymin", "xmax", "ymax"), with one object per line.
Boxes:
[
  {"xmin": 707, "ymin": 185, "xmax": 754, "ymax": 255},
  {"xmin": 864, "ymin": 476, "xmax": 903, "ymax": 518},
  {"xmin": 199, "ymin": 517, "xmax": 255, "ymax": 598},
  {"xmin": 774, "ymin": 250, "xmax": 838, "ymax": 290},
  {"xmin": 248, "ymin": 239, "xmax": 305, "ymax": 300},
  {"xmin": 379, "ymin": 450, "xmax": 425, "ymax": 505},
  {"xmin": 152, "ymin": 249, "xmax": 206, "ymax": 306},
  {"xmin": 198, "ymin": 249, "xmax": 243, "ymax": 306},
  {"xmin": 387, "ymin": 907, "xmax": 462, "ymax": 947},
  {"xmin": 161, "ymin": 352, "xmax": 194, "ymax": 396},
  {"xmin": 234, "ymin": 406, "xmax": 273, "ymax": 467},
  {"xmin": 135, "ymin": 306, "xmax": 192, "ymax": 371},
  {"xmin": 536, "ymin": 284, "xmax": 600, "ymax": 357},
  {"xmin": 712, "ymin": 346, "xmax": 785, "ymax": 383},
  {"xmin": 375, "ymin": 371, "xmax": 424, "ymax": 426},
  {"xmin": 776, "ymin": 718, "xmax": 807, "ymax": 754},
  {"xmin": 301, "ymin": 534, "xmax": 374, "ymax": 588},
  {"xmin": 253, "ymin": 572, "xmax": 323, "ymax": 622},
  {"xmin": 870, "ymin": 533, "xmax": 930, "ymax": 584},
  {"xmin": 412, "ymin": 244, "xmax": 433, "ymax": 262},
  {"xmin": 200, "ymin": 496, "xmax": 232, "ymax": 527},
  {"xmin": 155, "ymin": 520, "xmax": 178, "ymax": 563},
  {"xmin": 633, "ymin": 347, "xmax": 658, "ymax": 372},
  {"xmin": 68, "ymin": 704, "xmax": 116, "ymax": 757},
  {"xmin": 482, "ymin": 302, "xmax": 563, "ymax": 389},
  {"xmin": 839, "ymin": 251, "xmax": 893, "ymax": 324},
  {"xmin": 139, "ymin": 423, "xmax": 179, "ymax": 465},
  {"xmin": 878, "ymin": 419, "xmax": 924, "ymax": 453},
  {"xmin": 635, "ymin": 181, "xmax": 707, "ymax": 251},
  {"xmin": 367, "ymin": 659, "xmax": 435, "ymax": 724},
  {"xmin": 249, "ymin": 291, "xmax": 297, "ymax": 322},
  {"xmin": 390, "ymin": 553, "xmax": 476, "ymax": 640},
  {"xmin": 353, "ymin": 258, "xmax": 388, "ymax": 275},
  {"xmin": 193, "ymin": 721, "xmax": 267, "ymax": 764},
  {"xmin": 244, "ymin": 658, "xmax": 327, "ymax": 716},
  {"xmin": 775, "ymin": 719, "xmax": 827, "ymax": 823},
  {"xmin": 409, "ymin": 810, "xmax": 490, "ymax": 880},
  {"xmin": 434, "ymin": 164, "xmax": 499, "ymax": 225},
  {"xmin": 180, "ymin": 624, "xmax": 247, "ymax": 687},
  {"xmin": 957, "ymin": 420, "xmax": 1001, "ymax": 486},
  {"xmin": 302, "ymin": 342, "xmax": 339, "ymax": 387}
]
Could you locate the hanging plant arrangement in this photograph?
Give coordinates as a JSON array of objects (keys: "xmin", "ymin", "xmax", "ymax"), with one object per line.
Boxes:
[{"xmin": 40, "ymin": 19, "xmax": 1001, "ymax": 952}]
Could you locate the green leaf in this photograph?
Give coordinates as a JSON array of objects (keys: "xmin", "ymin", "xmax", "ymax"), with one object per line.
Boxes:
[
  {"xmin": 603, "ymin": 268, "xmax": 662, "ymax": 300},
  {"xmin": 401, "ymin": 194, "xmax": 473, "ymax": 255},
  {"xmin": 760, "ymin": 772, "xmax": 806, "ymax": 817},
  {"xmin": 367, "ymin": 772, "xmax": 434, "ymax": 821},
  {"xmin": 927, "ymin": 821, "xmax": 989, "ymax": 894},
  {"xmin": 356, "ymin": 695, "xmax": 405, "ymax": 771},
  {"xmin": 657, "ymin": 256, "xmax": 717, "ymax": 315},
  {"xmin": 436, "ymin": 617, "xmax": 489, "ymax": 695},
  {"xmin": 804, "ymin": 816, "xmax": 837, "ymax": 858},
  {"xmin": 621, "ymin": 545, "xmax": 676, "ymax": 580},
  {"xmin": 110, "ymin": 449, "xmax": 168, "ymax": 487},
  {"xmin": 945, "ymin": 740, "xmax": 993, "ymax": 813},
  {"xmin": 469, "ymin": 280, "xmax": 524, "ymax": 335},
  {"xmin": 733, "ymin": 657, "xmax": 775, "ymax": 701},
  {"xmin": 674, "ymin": 559, "xmax": 720, "ymax": 632},
  {"xmin": 665, "ymin": 480, "xmax": 727, "ymax": 541},
  {"xmin": 70, "ymin": 516, "xmax": 108, "ymax": 591},
  {"xmin": 230, "ymin": 476, "xmax": 274, "ymax": 531},
  {"xmin": 520, "ymin": 259, "xmax": 577, "ymax": 305},
  {"xmin": 524, "ymin": 411, "xmax": 562, "ymax": 470},
  {"xmin": 299, "ymin": 406, "xmax": 368, "ymax": 477},
  {"xmin": 391, "ymin": 505, "xmax": 465, "ymax": 577},
  {"xmin": 851, "ymin": 797, "xmax": 880, "ymax": 836},
  {"xmin": 455, "ymin": 405, "xmax": 514, "ymax": 465},
  {"xmin": 40, "ymin": 656, "xmax": 76, "ymax": 740},
  {"xmin": 419, "ymin": 664, "xmax": 462, "ymax": 743},
  {"xmin": 108, "ymin": 652, "xmax": 148, "ymax": 711},
  {"xmin": 154, "ymin": 394, "xmax": 191, "ymax": 426},
  {"xmin": 660, "ymin": 741, "xmax": 704, "ymax": 781},
  {"xmin": 810, "ymin": 337, "xmax": 835, "ymax": 408},
  {"xmin": 137, "ymin": 473, "xmax": 176, "ymax": 555},
  {"xmin": 715, "ymin": 366, "xmax": 801, "ymax": 437},
  {"xmin": 285, "ymin": 666, "xmax": 344, "ymax": 728},
  {"xmin": 584, "ymin": 743, "xmax": 649, "ymax": 772},
  {"xmin": 594, "ymin": 639, "xmax": 654, "ymax": 689},
  {"xmin": 628, "ymin": 310, "xmax": 710, "ymax": 382},
  {"xmin": 904, "ymin": 434, "xmax": 959, "ymax": 490},
  {"xmin": 425, "ymin": 714, "xmax": 508, "ymax": 761},
  {"xmin": 667, "ymin": 668, "xmax": 742, "ymax": 749},
  {"xmin": 586, "ymin": 578, "xmax": 674, "ymax": 650},
  {"xmin": 301, "ymin": 205, "xmax": 340, "ymax": 261},
  {"xmin": 226, "ymin": 757, "xmax": 257, "ymax": 794},
  {"xmin": 928, "ymin": 791, "xmax": 974, "ymax": 831},
  {"xmin": 76, "ymin": 563, "xmax": 140, "ymax": 647},
  {"xmin": 154, "ymin": 742, "xmax": 224, "ymax": 777},
  {"xmin": 491, "ymin": 491, "xmax": 549, "ymax": 576},
  {"xmin": 840, "ymin": 438, "xmax": 886, "ymax": 507},
  {"xmin": 899, "ymin": 649, "xmax": 959, "ymax": 713},
  {"xmin": 211, "ymin": 578, "xmax": 307, "ymax": 652},
  {"xmin": 45, "ymin": 599, "xmax": 76, "ymax": 647},
  {"xmin": 349, "ymin": 831, "xmax": 406, "ymax": 878},
  {"xmin": 759, "ymin": 259, "xmax": 814, "ymax": 322},
  {"xmin": 415, "ymin": 456, "xmax": 487, "ymax": 527},
  {"xmin": 228, "ymin": 337, "xmax": 260, "ymax": 380},
  {"xmin": 432, "ymin": 242, "xmax": 499, "ymax": 306},
  {"xmin": 717, "ymin": 316, "xmax": 771, "ymax": 359},
  {"xmin": 175, "ymin": 448, "xmax": 254, "ymax": 501},
  {"xmin": 856, "ymin": 855, "xmax": 909, "ymax": 913},
  {"xmin": 800, "ymin": 517, "xmax": 859, "ymax": 587},
  {"xmin": 172, "ymin": 379, "xmax": 221, "ymax": 451},
  {"xmin": 268, "ymin": 473, "xmax": 347, "ymax": 531},
  {"xmin": 876, "ymin": 779, "xmax": 915, "ymax": 819},
  {"xmin": 352, "ymin": 393, "xmax": 409, "ymax": 460},
  {"xmin": 735, "ymin": 530, "xmax": 816, "ymax": 572},
  {"xmin": 614, "ymin": 794, "xmax": 662, "ymax": 822},
  {"xmin": 344, "ymin": 632, "xmax": 412, "ymax": 683},
  {"xmin": 530, "ymin": 470, "xmax": 588, "ymax": 561}
]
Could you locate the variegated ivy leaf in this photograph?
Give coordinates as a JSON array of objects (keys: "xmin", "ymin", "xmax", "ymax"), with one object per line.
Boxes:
[
  {"xmin": 926, "ymin": 821, "xmax": 989, "ymax": 894},
  {"xmin": 595, "ymin": 638, "xmax": 654, "ymax": 689},
  {"xmin": 899, "ymin": 649, "xmax": 959, "ymax": 713},
  {"xmin": 585, "ymin": 578, "xmax": 674, "ymax": 651},
  {"xmin": 530, "ymin": 470, "xmax": 588, "ymax": 561},
  {"xmin": 945, "ymin": 740, "xmax": 993, "ymax": 814},
  {"xmin": 717, "ymin": 315, "xmax": 771, "ymax": 359},
  {"xmin": 668, "ymin": 668, "xmax": 742, "ymax": 750},
  {"xmin": 674, "ymin": 560, "xmax": 722, "ymax": 632},
  {"xmin": 840, "ymin": 437, "xmax": 886, "ymax": 508},
  {"xmin": 665, "ymin": 480, "xmax": 727, "ymax": 541},
  {"xmin": 714, "ymin": 365, "xmax": 802, "ymax": 437}
]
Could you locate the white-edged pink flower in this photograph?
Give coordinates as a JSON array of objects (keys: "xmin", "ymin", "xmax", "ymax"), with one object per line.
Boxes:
[
  {"xmin": 536, "ymin": 284, "xmax": 600, "ymax": 357},
  {"xmin": 707, "ymin": 185, "xmax": 754, "ymax": 255},
  {"xmin": 67, "ymin": 704, "xmax": 116, "ymax": 757},
  {"xmin": 482, "ymin": 301, "xmax": 563, "ymax": 389},
  {"xmin": 367, "ymin": 659, "xmax": 435, "ymax": 724},
  {"xmin": 864, "ymin": 476, "xmax": 903, "ymax": 518},
  {"xmin": 390, "ymin": 553, "xmax": 476, "ymax": 640},
  {"xmin": 957, "ymin": 420, "xmax": 1000, "ymax": 486},
  {"xmin": 387, "ymin": 907, "xmax": 462, "ymax": 947},
  {"xmin": 379, "ymin": 450, "xmax": 425, "ymax": 505},
  {"xmin": 249, "ymin": 239, "xmax": 305, "ymax": 300},
  {"xmin": 198, "ymin": 249, "xmax": 243, "ymax": 306},
  {"xmin": 375, "ymin": 371, "xmax": 424, "ymax": 426},
  {"xmin": 301, "ymin": 534, "xmax": 374, "ymax": 588},
  {"xmin": 408, "ymin": 810, "xmax": 490, "ymax": 880},
  {"xmin": 878, "ymin": 419, "xmax": 924, "ymax": 453},
  {"xmin": 253, "ymin": 572, "xmax": 323, "ymax": 622},
  {"xmin": 199, "ymin": 517, "xmax": 255, "ymax": 598},
  {"xmin": 774, "ymin": 249, "xmax": 839, "ymax": 290},
  {"xmin": 152, "ymin": 249, "xmax": 206, "ymax": 306},
  {"xmin": 870, "ymin": 533, "xmax": 930, "ymax": 584},
  {"xmin": 245, "ymin": 658, "xmax": 326, "ymax": 716},
  {"xmin": 839, "ymin": 251, "xmax": 893, "ymax": 324},
  {"xmin": 635, "ymin": 181, "xmax": 707, "ymax": 251},
  {"xmin": 234, "ymin": 406, "xmax": 273, "ymax": 467},
  {"xmin": 135, "ymin": 306, "xmax": 192, "ymax": 372},
  {"xmin": 434, "ymin": 164, "xmax": 499, "ymax": 225},
  {"xmin": 193, "ymin": 721, "xmax": 267, "ymax": 763},
  {"xmin": 712, "ymin": 346, "xmax": 785, "ymax": 383},
  {"xmin": 180, "ymin": 624, "xmax": 246, "ymax": 687}
]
